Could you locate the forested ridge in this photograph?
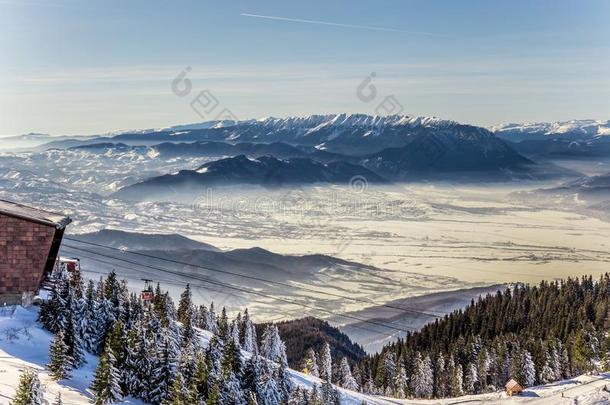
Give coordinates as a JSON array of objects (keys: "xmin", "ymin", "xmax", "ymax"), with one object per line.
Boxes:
[
  {"xmin": 355, "ymin": 274, "xmax": 610, "ymax": 399},
  {"xmin": 257, "ymin": 317, "xmax": 366, "ymax": 369}
]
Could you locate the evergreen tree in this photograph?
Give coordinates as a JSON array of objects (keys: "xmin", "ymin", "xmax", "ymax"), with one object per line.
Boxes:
[
  {"xmin": 319, "ymin": 342, "xmax": 332, "ymax": 383},
  {"xmin": 413, "ymin": 352, "xmax": 433, "ymax": 398},
  {"xmin": 11, "ymin": 369, "xmax": 43, "ymax": 405},
  {"xmin": 48, "ymin": 330, "xmax": 73, "ymax": 380},
  {"xmin": 242, "ymin": 316, "xmax": 258, "ymax": 355},
  {"xmin": 91, "ymin": 344, "xmax": 123, "ymax": 405},
  {"xmin": 188, "ymin": 353, "xmax": 209, "ymax": 403},
  {"xmin": 177, "ymin": 284, "xmax": 193, "ymax": 326},
  {"xmin": 451, "ymin": 363, "xmax": 464, "ymax": 397},
  {"xmin": 320, "ymin": 381, "xmax": 340, "ymax": 405},
  {"xmin": 394, "ymin": 362, "xmax": 407, "ymax": 398},
  {"xmin": 260, "ymin": 325, "xmax": 288, "ymax": 366},
  {"xmin": 339, "ymin": 357, "xmax": 359, "ymax": 391},
  {"xmin": 522, "ymin": 350, "xmax": 536, "ymax": 387},
  {"xmin": 164, "ymin": 372, "xmax": 187, "ymax": 405}
]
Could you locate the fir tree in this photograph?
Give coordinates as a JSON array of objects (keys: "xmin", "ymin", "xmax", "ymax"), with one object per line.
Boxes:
[
  {"xmin": 177, "ymin": 284, "xmax": 193, "ymax": 326},
  {"xmin": 11, "ymin": 369, "xmax": 43, "ymax": 405},
  {"xmin": 413, "ymin": 352, "xmax": 433, "ymax": 398},
  {"xmin": 48, "ymin": 330, "xmax": 73, "ymax": 380},
  {"xmin": 522, "ymin": 350, "xmax": 536, "ymax": 387},
  {"xmin": 91, "ymin": 344, "xmax": 123, "ymax": 405},
  {"xmin": 339, "ymin": 357, "xmax": 359, "ymax": 391},
  {"xmin": 303, "ymin": 348, "xmax": 319, "ymax": 377},
  {"xmin": 319, "ymin": 342, "xmax": 332, "ymax": 383},
  {"xmin": 163, "ymin": 372, "xmax": 187, "ymax": 405}
]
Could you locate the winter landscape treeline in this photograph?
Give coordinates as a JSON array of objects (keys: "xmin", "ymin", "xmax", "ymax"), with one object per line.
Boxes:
[
  {"xmin": 15, "ymin": 267, "xmax": 610, "ymax": 404},
  {"xmin": 356, "ymin": 275, "xmax": 610, "ymax": 399},
  {"xmin": 29, "ymin": 267, "xmax": 356, "ymax": 405}
]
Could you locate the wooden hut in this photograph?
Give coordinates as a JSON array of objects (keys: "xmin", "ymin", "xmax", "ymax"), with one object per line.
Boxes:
[{"xmin": 505, "ymin": 378, "xmax": 524, "ymax": 396}]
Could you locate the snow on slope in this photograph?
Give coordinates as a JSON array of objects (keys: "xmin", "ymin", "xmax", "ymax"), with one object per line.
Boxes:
[
  {"xmin": 0, "ymin": 306, "xmax": 144, "ymax": 405},
  {"xmin": 2, "ymin": 306, "xmax": 610, "ymax": 405},
  {"xmin": 0, "ymin": 306, "xmax": 390, "ymax": 405}
]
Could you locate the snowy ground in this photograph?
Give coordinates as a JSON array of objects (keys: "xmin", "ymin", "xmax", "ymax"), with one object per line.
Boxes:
[
  {"xmin": 0, "ymin": 306, "xmax": 144, "ymax": 405},
  {"xmin": 1, "ymin": 306, "xmax": 610, "ymax": 405}
]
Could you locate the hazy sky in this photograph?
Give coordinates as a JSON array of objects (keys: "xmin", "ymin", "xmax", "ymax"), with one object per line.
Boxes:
[{"xmin": 1, "ymin": 0, "xmax": 609, "ymax": 135}]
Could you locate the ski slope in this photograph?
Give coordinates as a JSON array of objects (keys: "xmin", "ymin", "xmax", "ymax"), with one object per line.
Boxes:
[{"xmin": 1, "ymin": 306, "xmax": 610, "ymax": 405}]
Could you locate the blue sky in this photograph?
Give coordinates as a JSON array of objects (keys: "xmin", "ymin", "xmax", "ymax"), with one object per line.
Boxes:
[{"xmin": 0, "ymin": 0, "xmax": 608, "ymax": 135}]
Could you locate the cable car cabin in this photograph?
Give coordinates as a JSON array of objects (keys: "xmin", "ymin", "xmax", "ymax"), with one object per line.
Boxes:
[
  {"xmin": 57, "ymin": 257, "xmax": 81, "ymax": 274},
  {"xmin": 141, "ymin": 279, "xmax": 154, "ymax": 302},
  {"xmin": 141, "ymin": 290, "xmax": 154, "ymax": 301}
]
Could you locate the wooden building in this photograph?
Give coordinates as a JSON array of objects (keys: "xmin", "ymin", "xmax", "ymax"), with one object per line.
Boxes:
[
  {"xmin": 505, "ymin": 378, "xmax": 524, "ymax": 396},
  {"xmin": 0, "ymin": 200, "xmax": 71, "ymax": 304}
]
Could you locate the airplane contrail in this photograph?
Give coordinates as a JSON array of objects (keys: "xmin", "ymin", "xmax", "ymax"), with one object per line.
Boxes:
[{"xmin": 240, "ymin": 13, "xmax": 446, "ymax": 37}]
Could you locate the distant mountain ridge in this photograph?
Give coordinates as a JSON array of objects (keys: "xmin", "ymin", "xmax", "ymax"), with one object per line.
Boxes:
[
  {"xmin": 493, "ymin": 119, "xmax": 610, "ymax": 142},
  {"xmin": 113, "ymin": 155, "xmax": 387, "ymax": 200}
]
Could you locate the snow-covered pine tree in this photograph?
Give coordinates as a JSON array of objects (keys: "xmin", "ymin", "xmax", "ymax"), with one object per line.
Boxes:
[
  {"xmin": 188, "ymin": 352, "xmax": 209, "ymax": 403},
  {"xmin": 206, "ymin": 303, "xmax": 218, "ymax": 334},
  {"xmin": 12, "ymin": 369, "xmax": 44, "ymax": 405},
  {"xmin": 257, "ymin": 362, "xmax": 282, "ymax": 405},
  {"xmin": 451, "ymin": 362, "xmax": 464, "ymax": 397},
  {"xmin": 177, "ymin": 284, "xmax": 193, "ymax": 326},
  {"xmin": 319, "ymin": 342, "xmax": 333, "ymax": 383},
  {"xmin": 63, "ymin": 307, "xmax": 86, "ymax": 368},
  {"xmin": 217, "ymin": 307, "xmax": 229, "ymax": 341},
  {"xmin": 287, "ymin": 386, "xmax": 307, "ymax": 405},
  {"xmin": 91, "ymin": 344, "xmax": 123, "ymax": 405},
  {"xmin": 207, "ymin": 380, "xmax": 221, "ymax": 405},
  {"xmin": 394, "ymin": 362, "xmax": 407, "ymax": 398},
  {"xmin": 197, "ymin": 305, "xmax": 208, "ymax": 330},
  {"xmin": 164, "ymin": 372, "xmax": 188, "ymax": 405},
  {"xmin": 48, "ymin": 330, "xmax": 73, "ymax": 380},
  {"xmin": 242, "ymin": 317, "xmax": 258, "ymax": 355},
  {"xmin": 522, "ymin": 350, "xmax": 536, "ymax": 387},
  {"xmin": 149, "ymin": 333, "xmax": 178, "ymax": 404},
  {"xmin": 377, "ymin": 350, "xmax": 396, "ymax": 389},
  {"xmin": 434, "ymin": 352, "xmax": 446, "ymax": 398},
  {"xmin": 309, "ymin": 384, "xmax": 322, "ymax": 405},
  {"xmin": 221, "ymin": 339, "xmax": 242, "ymax": 379},
  {"xmin": 276, "ymin": 363, "xmax": 294, "ymax": 401},
  {"xmin": 464, "ymin": 362, "xmax": 478, "ymax": 394},
  {"xmin": 82, "ymin": 280, "xmax": 99, "ymax": 353},
  {"xmin": 413, "ymin": 352, "xmax": 433, "ymax": 398},
  {"xmin": 339, "ymin": 357, "xmax": 359, "ymax": 391},
  {"xmin": 476, "ymin": 347, "xmax": 490, "ymax": 392},
  {"xmin": 221, "ymin": 372, "xmax": 245, "ymax": 405},
  {"xmin": 321, "ymin": 380, "xmax": 340, "ymax": 405},
  {"xmin": 229, "ymin": 319, "xmax": 242, "ymax": 349},
  {"xmin": 260, "ymin": 325, "xmax": 288, "ymax": 366},
  {"xmin": 539, "ymin": 356, "xmax": 555, "ymax": 384},
  {"xmin": 303, "ymin": 348, "xmax": 319, "ymax": 377}
]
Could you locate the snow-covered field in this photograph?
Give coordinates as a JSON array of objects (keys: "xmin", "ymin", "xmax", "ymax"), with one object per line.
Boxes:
[{"xmin": 2, "ymin": 306, "xmax": 610, "ymax": 405}]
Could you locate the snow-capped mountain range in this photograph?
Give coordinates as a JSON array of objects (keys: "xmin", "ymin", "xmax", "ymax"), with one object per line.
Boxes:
[{"xmin": 492, "ymin": 119, "xmax": 610, "ymax": 141}]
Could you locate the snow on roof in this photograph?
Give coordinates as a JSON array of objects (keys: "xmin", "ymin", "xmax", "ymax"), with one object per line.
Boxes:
[
  {"xmin": 0, "ymin": 200, "xmax": 71, "ymax": 229},
  {"xmin": 505, "ymin": 379, "xmax": 523, "ymax": 390}
]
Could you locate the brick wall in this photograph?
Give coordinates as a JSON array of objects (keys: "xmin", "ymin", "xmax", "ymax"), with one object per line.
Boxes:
[{"xmin": 0, "ymin": 214, "xmax": 56, "ymax": 295}]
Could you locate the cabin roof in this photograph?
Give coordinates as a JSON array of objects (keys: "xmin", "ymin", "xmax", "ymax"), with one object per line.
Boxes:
[
  {"xmin": 0, "ymin": 200, "xmax": 72, "ymax": 229},
  {"xmin": 505, "ymin": 379, "xmax": 523, "ymax": 390}
]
